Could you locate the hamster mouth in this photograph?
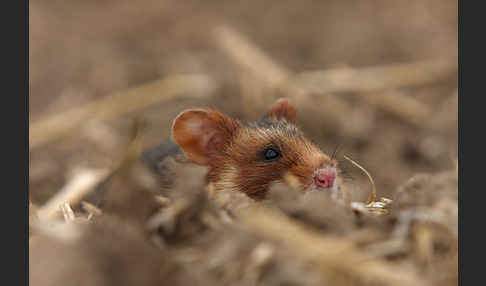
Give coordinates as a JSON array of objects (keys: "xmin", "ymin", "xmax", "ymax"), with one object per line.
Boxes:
[{"xmin": 307, "ymin": 179, "xmax": 341, "ymax": 200}]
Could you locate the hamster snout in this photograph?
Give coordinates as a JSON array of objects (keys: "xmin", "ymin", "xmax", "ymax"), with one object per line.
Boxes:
[{"xmin": 313, "ymin": 167, "xmax": 337, "ymax": 189}]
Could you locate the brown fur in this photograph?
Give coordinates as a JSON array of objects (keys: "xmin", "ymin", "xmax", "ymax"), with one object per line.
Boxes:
[{"xmin": 172, "ymin": 99, "xmax": 340, "ymax": 200}]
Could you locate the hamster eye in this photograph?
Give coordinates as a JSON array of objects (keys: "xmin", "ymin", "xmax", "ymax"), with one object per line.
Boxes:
[{"xmin": 263, "ymin": 147, "xmax": 281, "ymax": 161}]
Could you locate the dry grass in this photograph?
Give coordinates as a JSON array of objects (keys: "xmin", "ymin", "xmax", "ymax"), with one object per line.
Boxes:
[
  {"xmin": 29, "ymin": 155, "xmax": 458, "ymax": 286},
  {"xmin": 29, "ymin": 0, "xmax": 457, "ymax": 285}
]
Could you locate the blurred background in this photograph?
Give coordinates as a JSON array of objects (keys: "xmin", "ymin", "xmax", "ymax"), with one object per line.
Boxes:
[{"xmin": 29, "ymin": 0, "xmax": 457, "ymax": 204}]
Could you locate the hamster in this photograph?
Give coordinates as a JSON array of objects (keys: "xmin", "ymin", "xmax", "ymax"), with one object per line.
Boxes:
[{"xmin": 142, "ymin": 98, "xmax": 344, "ymax": 201}]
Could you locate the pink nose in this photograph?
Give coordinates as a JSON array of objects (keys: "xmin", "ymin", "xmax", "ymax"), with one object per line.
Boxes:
[{"xmin": 314, "ymin": 168, "xmax": 336, "ymax": 188}]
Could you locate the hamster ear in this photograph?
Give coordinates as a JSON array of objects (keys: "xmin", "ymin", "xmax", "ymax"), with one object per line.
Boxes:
[
  {"xmin": 172, "ymin": 109, "xmax": 239, "ymax": 165},
  {"xmin": 264, "ymin": 98, "xmax": 297, "ymax": 124}
]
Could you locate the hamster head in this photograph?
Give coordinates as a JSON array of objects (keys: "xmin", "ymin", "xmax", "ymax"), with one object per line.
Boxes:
[{"xmin": 172, "ymin": 98, "xmax": 342, "ymax": 200}]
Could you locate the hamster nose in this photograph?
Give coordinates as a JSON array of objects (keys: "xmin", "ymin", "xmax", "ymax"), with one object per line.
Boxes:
[{"xmin": 314, "ymin": 168, "xmax": 336, "ymax": 188}]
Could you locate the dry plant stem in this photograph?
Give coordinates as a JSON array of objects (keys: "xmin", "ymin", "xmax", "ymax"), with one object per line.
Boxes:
[
  {"xmin": 213, "ymin": 25, "xmax": 354, "ymax": 120},
  {"xmin": 60, "ymin": 202, "xmax": 76, "ymax": 223},
  {"xmin": 295, "ymin": 58, "xmax": 456, "ymax": 94},
  {"xmin": 30, "ymin": 74, "xmax": 216, "ymax": 150},
  {"xmin": 214, "ymin": 25, "xmax": 307, "ymax": 118},
  {"xmin": 360, "ymin": 238, "xmax": 410, "ymax": 259},
  {"xmin": 358, "ymin": 90, "xmax": 432, "ymax": 127},
  {"xmin": 413, "ymin": 223, "xmax": 434, "ymax": 268},
  {"xmin": 154, "ymin": 195, "xmax": 171, "ymax": 206},
  {"xmin": 343, "ymin": 155, "xmax": 377, "ymax": 204},
  {"xmin": 237, "ymin": 206, "xmax": 425, "ymax": 286},
  {"xmin": 214, "ymin": 26, "xmax": 291, "ymax": 89},
  {"xmin": 214, "ymin": 26, "xmax": 344, "ymax": 99},
  {"xmin": 213, "ymin": 25, "xmax": 445, "ymax": 129},
  {"xmin": 81, "ymin": 201, "xmax": 103, "ymax": 216},
  {"xmin": 37, "ymin": 168, "xmax": 110, "ymax": 221}
]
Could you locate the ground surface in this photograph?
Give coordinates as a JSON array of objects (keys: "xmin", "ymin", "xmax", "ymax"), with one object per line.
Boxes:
[{"xmin": 29, "ymin": 1, "xmax": 458, "ymax": 285}]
